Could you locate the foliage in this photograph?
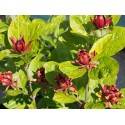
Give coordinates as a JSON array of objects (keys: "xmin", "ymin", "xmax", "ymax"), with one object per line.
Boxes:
[{"xmin": 0, "ymin": 15, "xmax": 125, "ymax": 109}]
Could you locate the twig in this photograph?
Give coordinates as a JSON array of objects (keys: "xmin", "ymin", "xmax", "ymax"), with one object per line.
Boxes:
[
  {"xmin": 84, "ymin": 72, "xmax": 88, "ymax": 104},
  {"xmin": 25, "ymin": 64, "xmax": 36, "ymax": 108}
]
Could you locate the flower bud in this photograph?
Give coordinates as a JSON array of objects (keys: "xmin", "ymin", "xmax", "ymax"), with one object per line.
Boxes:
[
  {"xmin": 91, "ymin": 15, "xmax": 112, "ymax": 29},
  {"xmin": 78, "ymin": 50, "xmax": 91, "ymax": 65},
  {"xmin": 9, "ymin": 36, "xmax": 32, "ymax": 53}
]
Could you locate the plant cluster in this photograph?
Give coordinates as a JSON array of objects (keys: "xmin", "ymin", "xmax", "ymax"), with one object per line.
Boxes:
[{"xmin": 0, "ymin": 15, "xmax": 125, "ymax": 109}]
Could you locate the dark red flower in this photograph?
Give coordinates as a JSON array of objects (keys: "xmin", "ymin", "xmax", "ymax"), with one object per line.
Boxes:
[
  {"xmin": 71, "ymin": 49, "xmax": 99, "ymax": 71},
  {"xmin": 37, "ymin": 67, "xmax": 45, "ymax": 82},
  {"xmin": 36, "ymin": 67, "xmax": 48, "ymax": 91},
  {"xmin": 0, "ymin": 71, "xmax": 17, "ymax": 92},
  {"xmin": 54, "ymin": 74, "xmax": 77, "ymax": 95},
  {"xmin": 99, "ymin": 85, "xmax": 123, "ymax": 108},
  {"xmin": 9, "ymin": 36, "xmax": 32, "ymax": 53},
  {"xmin": 0, "ymin": 71, "xmax": 13, "ymax": 86},
  {"xmin": 91, "ymin": 15, "xmax": 112, "ymax": 29}
]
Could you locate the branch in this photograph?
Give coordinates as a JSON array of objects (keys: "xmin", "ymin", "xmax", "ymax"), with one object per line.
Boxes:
[
  {"xmin": 84, "ymin": 72, "xmax": 88, "ymax": 104},
  {"xmin": 25, "ymin": 64, "xmax": 36, "ymax": 108}
]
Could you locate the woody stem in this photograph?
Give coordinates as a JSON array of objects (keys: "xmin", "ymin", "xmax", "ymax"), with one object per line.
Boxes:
[
  {"xmin": 84, "ymin": 72, "xmax": 88, "ymax": 104},
  {"xmin": 25, "ymin": 64, "xmax": 36, "ymax": 108}
]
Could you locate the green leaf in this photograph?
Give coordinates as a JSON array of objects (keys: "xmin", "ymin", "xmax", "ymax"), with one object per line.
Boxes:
[
  {"xmin": 91, "ymin": 102, "xmax": 105, "ymax": 109},
  {"xmin": 73, "ymin": 75, "xmax": 86, "ymax": 101},
  {"xmin": 8, "ymin": 15, "xmax": 45, "ymax": 45},
  {"xmin": 89, "ymin": 57, "xmax": 119, "ymax": 84},
  {"xmin": 0, "ymin": 34, "xmax": 5, "ymax": 46},
  {"xmin": 90, "ymin": 28, "xmax": 111, "ymax": 38},
  {"xmin": 112, "ymin": 15, "xmax": 121, "ymax": 25},
  {"xmin": 91, "ymin": 27, "xmax": 125, "ymax": 58},
  {"xmin": 37, "ymin": 98, "xmax": 47, "ymax": 109},
  {"xmin": 0, "ymin": 20, "xmax": 8, "ymax": 33},
  {"xmin": 88, "ymin": 79, "xmax": 100, "ymax": 102},
  {"xmin": 89, "ymin": 34, "xmax": 112, "ymax": 58},
  {"xmin": 6, "ymin": 89, "xmax": 23, "ymax": 96},
  {"xmin": 59, "ymin": 30, "xmax": 90, "ymax": 53},
  {"xmin": 18, "ymin": 70, "xmax": 28, "ymax": 90},
  {"xmin": 3, "ymin": 98, "xmax": 26, "ymax": 109},
  {"xmin": 41, "ymin": 16, "xmax": 66, "ymax": 35},
  {"xmin": 54, "ymin": 21, "xmax": 69, "ymax": 37},
  {"xmin": 103, "ymin": 26, "xmax": 125, "ymax": 56},
  {"xmin": 0, "ymin": 49, "xmax": 11, "ymax": 60},
  {"xmin": 84, "ymin": 102, "xmax": 94, "ymax": 109},
  {"xmin": 29, "ymin": 54, "xmax": 45, "ymax": 72},
  {"xmin": 44, "ymin": 61, "xmax": 59, "ymax": 85},
  {"xmin": 70, "ymin": 15, "xmax": 94, "ymax": 37},
  {"xmin": 118, "ymin": 88, "xmax": 125, "ymax": 108},
  {"xmin": 33, "ymin": 88, "xmax": 41, "ymax": 98},
  {"xmin": 55, "ymin": 41, "xmax": 72, "ymax": 62},
  {"xmin": 45, "ymin": 88, "xmax": 55, "ymax": 99},
  {"xmin": 53, "ymin": 92, "xmax": 76, "ymax": 104},
  {"xmin": 8, "ymin": 16, "xmax": 30, "ymax": 44},
  {"xmin": 27, "ymin": 102, "xmax": 36, "ymax": 109},
  {"xmin": 59, "ymin": 61, "xmax": 87, "ymax": 79}
]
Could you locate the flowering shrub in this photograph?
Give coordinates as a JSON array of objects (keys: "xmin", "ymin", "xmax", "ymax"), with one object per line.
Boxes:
[{"xmin": 0, "ymin": 15, "xmax": 125, "ymax": 109}]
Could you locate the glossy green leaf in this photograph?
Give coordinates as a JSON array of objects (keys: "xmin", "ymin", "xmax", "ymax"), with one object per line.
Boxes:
[
  {"xmin": 18, "ymin": 70, "xmax": 28, "ymax": 90},
  {"xmin": 44, "ymin": 61, "xmax": 59, "ymax": 85},
  {"xmin": 55, "ymin": 41, "xmax": 72, "ymax": 62},
  {"xmin": 91, "ymin": 27, "xmax": 125, "ymax": 58},
  {"xmin": 73, "ymin": 75, "xmax": 86, "ymax": 101},
  {"xmin": 0, "ymin": 49, "xmax": 10, "ymax": 60},
  {"xmin": 70, "ymin": 15, "xmax": 94, "ymax": 37},
  {"xmin": 3, "ymin": 98, "xmax": 26, "ymax": 109},
  {"xmin": 53, "ymin": 92, "xmax": 76, "ymax": 104},
  {"xmin": 90, "ymin": 28, "xmax": 111, "ymax": 38},
  {"xmin": 41, "ymin": 16, "xmax": 66, "ymax": 35},
  {"xmin": 89, "ymin": 34, "xmax": 112, "ymax": 58},
  {"xmin": 0, "ymin": 20, "xmax": 8, "ymax": 33},
  {"xmin": 84, "ymin": 102, "xmax": 94, "ymax": 109},
  {"xmin": 87, "ymin": 79, "xmax": 100, "ymax": 102},
  {"xmin": 0, "ymin": 34, "xmax": 5, "ymax": 46},
  {"xmin": 33, "ymin": 88, "xmax": 41, "ymax": 98},
  {"xmin": 112, "ymin": 15, "xmax": 121, "ymax": 25},
  {"xmin": 27, "ymin": 102, "xmax": 36, "ymax": 109},
  {"xmin": 8, "ymin": 16, "xmax": 30, "ymax": 44},
  {"xmin": 103, "ymin": 26, "xmax": 125, "ymax": 56},
  {"xmin": 59, "ymin": 61, "xmax": 87, "ymax": 79},
  {"xmin": 89, "ymin": 57, "xmax": 119, "ymax": 83},
  {"xmin": 29, "ymin": 54, "xmax": 44, "ymax": 72},
  {"xmin": 37, "ymin": 98, "xmax": 47, "ymax": 109},
  {"xmin": 91, "ymin": 102, "xmax": 105, "ymax": 109},
  {"xmin": 8, "ymin": 15, "xmax": 45, "ymax": 45},
  {"xmin": 6, "ymin": 89, "xmax": 23, "ymax": 96},
  {"xmin": 60, "ymin": 30, "xmax": 90, "ymax": 52},
  {"xmin": 118, "ymin": 88, "xmax": 125, "ymax": 108}
]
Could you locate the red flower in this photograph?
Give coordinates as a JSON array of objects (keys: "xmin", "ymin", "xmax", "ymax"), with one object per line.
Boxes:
[
  {"xmin": 9, "ymin": 36, "xmax": 32, "ymax": 53},
  {"xmin": 37, "ymin": 67, "xmax": 45, "ymax": 82},
  {"xmin": 71, "ymin": 49, "xmax": 99, "ymax": 71},
  {"xmin": 91, "ymin": 15, "xmax": 112, "ymax": 29},
  {"xmin": 36, "ymin": 67, "xmax": 48, "ymax": 91},
  {"xmin": 0, "ymin": 71, "xmax": 17, "ymax": 92},
  {"xmin": 55, "ymin": 74, "xmax": 77, "ymax": 95},
  {"xmin": 99, "ymin": 85, "xmax": 123, "ymax": 108}
]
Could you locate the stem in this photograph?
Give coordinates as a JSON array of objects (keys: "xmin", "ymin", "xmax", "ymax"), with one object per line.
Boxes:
[
  {"xmin": 84, "ymin": 72, "xmax": 88, "ymax": 104},
  {"xmin": 25, "ymin": 64, "xmax": 36, "ymax": 108}
]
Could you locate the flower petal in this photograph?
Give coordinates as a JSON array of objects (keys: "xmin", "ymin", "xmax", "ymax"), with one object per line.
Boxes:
[
  {"xmin": 9, "ymin": 36, "xmax": 16, "ymax": 46},
  {"xmin": 105, "ymin": 17, "xmax": 112, "ymax": 26},
  {"xmin": 24, "ymin": 40, "xmax": 32, "ymax": 50}
]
